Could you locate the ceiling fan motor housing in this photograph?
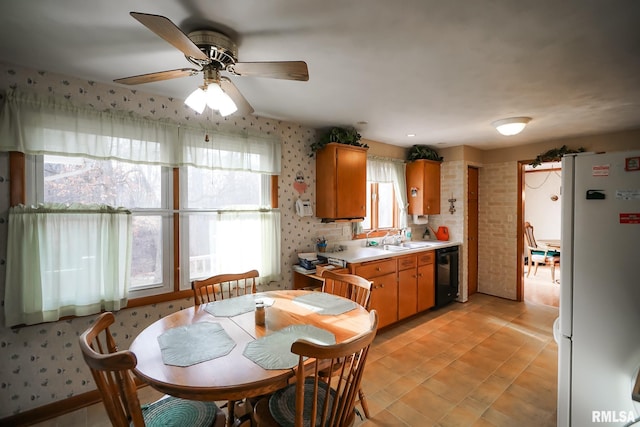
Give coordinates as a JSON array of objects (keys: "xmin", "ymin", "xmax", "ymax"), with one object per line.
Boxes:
[{"xmin": 188, "ymin": 30, "xmax": 238, "ymax": 67}]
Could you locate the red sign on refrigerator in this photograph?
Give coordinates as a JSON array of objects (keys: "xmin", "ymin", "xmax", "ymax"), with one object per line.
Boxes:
[{"xmin": 620, "ymin": 213, "xmax": 640, "ymax": 224}]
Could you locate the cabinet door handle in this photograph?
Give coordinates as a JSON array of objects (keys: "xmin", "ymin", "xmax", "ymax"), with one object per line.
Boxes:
[{"xmin": 376, "ymin": 267, "xmax": 381, "ymax": 271}]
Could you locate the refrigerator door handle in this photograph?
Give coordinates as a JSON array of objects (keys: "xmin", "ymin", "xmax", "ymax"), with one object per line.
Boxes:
[{"xmin": 553, "ymin": 317, "xmax": 561, "ymax": 344}]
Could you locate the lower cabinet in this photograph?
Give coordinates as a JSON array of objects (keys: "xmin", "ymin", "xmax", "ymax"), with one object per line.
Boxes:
[
  {"xmin": 398, "ymin": 255, "xmax": 418, "ymax": 320},
  {"xmin": 367, "ymin": 272, "xmax": 398, "ymax": 328},
  {"xmin": 352, "ymin": 258, "xmax": 397, "ymax": 328},
  {"xmin": 350, "ymin": 250, "xmax": 435, "ymax": 329},
  {"xmin": 417, "ymin": 252, "xmax": 436, "ymax": 311}
]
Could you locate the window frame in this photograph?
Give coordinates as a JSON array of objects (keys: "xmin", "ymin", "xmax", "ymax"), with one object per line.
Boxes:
[
  {"xmin": 178, "ymin": 166, "xmax": 275, "ymax": 287},
  {"xmin": 8, "ymin": 151, "xmax": 279, "ymax": 307},
  {"xmin": 29, "ymin": 154, "xmax": 176, "ymax": 297},
  {"xmin": 355, "ymin": 181, "xmax": 400, "ymax": 239}
]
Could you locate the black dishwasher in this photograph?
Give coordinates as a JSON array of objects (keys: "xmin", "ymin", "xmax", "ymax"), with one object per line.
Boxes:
[{"xmin": 435, "ymin": 246, "xmax": 459, "ymax": 307}]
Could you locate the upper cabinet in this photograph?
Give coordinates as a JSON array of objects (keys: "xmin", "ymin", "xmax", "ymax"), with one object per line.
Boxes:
[
  {"xmin": 316, "ymin": 143, "xmax": 368, "ymax": 221},
  {"xmin": 406, "ymin": 159, "xmax": 441, "ymax": 215}
]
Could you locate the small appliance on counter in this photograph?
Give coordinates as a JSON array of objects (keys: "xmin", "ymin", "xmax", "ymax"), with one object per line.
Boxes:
[{"xmin": 297, "ymin": 252, "xmax": 320, "ymax": 272}]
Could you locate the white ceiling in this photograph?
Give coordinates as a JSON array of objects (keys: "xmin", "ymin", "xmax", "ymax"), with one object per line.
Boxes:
[{"xmin": 1, "ymin": 0, "xmax": 639, "ymax": 150}]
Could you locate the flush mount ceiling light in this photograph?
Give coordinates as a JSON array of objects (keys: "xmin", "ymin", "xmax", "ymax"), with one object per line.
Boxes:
[
  {"xmin": 492, "ymin": 117, "xmax": 532, "ymax": 136},
  {"xmin": 184, "ymin": 67, "xmax": 237, "ymax": 116}
]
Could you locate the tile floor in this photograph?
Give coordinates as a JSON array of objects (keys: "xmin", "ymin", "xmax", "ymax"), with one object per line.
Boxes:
[
  {"xmin": 32, "ymin": 293, "xmax": 558, "ymax": 427},
  {"xmin": 523, "ymin": 264, "xmax": 560, "ymax": 308}
]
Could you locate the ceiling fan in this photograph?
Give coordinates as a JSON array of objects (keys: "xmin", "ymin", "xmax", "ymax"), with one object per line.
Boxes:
[{"xmin": 114, "ymin": 12, "xmax": 309, "ymax": 116}]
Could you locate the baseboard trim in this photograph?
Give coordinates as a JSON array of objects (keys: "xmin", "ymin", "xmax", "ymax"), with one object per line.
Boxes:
[
  {"xmin": 0, "ymin": 379, "xmax": 148, "ymax": 426},
  {"xmin": 0, "ymin": 389, "xmax": 103, "ymax": 427}
]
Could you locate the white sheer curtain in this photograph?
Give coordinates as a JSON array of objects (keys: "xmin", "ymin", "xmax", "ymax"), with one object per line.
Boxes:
[
  {"xmin": 0, "ymin": 90, "xmax": 180, "ymax": 163},
  {"xmin": 367, "ymin": 157, "xmax": 408, "ymax": 228},
  {"xmin": 4, "ymin": 204, "xmax": 132, "ymax": 327},
  {"xmin": 0, "ymin": 90, "xmax": 281, "ymax": 171},
  {"xmin": 210, "ymin": 211, "xmax": 281, "ymax": 283},
  {"xmin": 179, "ymin": 125, "xmax": 280, "ymax": 173}
]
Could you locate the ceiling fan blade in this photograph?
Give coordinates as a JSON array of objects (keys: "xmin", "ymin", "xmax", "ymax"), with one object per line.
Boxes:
[
  {"xmin": 220, "ymin": 77, "xmax": 254, "ymax": 115},
  {"xmin": 114, "ymin": 68, "xmax": 200, "ymax": 85},
  {"xmin": 230, "ymin": 61, "xmax": 309, "ymax": 81},
  {"xmin": 130, "ymin": 12, "xmax": 208, "ymax": 61}
]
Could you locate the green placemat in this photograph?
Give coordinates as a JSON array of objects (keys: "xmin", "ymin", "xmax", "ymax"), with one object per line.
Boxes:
[
  {"xmin": 158, "ymin": 322, "xmax": 236, "ymax": 367},
  {"xmin": 293, "ymin": 292, "xmax": 357, "ymax": 315},
  {"xmin": 243, "ymin": 325, "xmax": 335, "ymax": 370},
  {"xmin": 205, "ymin": 295, "xmax": 275, "ymax": 317}
]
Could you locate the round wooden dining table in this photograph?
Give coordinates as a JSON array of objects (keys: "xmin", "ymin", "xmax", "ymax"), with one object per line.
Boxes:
[{"xmin": 129, "ymin": 289, "xmax": 372, "ymax": 403}]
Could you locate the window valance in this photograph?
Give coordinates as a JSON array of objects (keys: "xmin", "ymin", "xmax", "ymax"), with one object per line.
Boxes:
[{"xmin": 0, "ymin": 90, "xmax": 281, "ymax": 173}]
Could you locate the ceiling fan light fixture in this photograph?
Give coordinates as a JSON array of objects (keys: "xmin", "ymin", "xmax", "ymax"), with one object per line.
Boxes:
[
  {"xmin": 492, "ymin": 117, "xmax": 532, "ymax": 136},
  {"xmin": 204, "ymin": 83, "xmax": 237, "ymax": 117},
  {"xmin": 184, "ymin": 83, "xmax": 238, "ymax": 116},
  {"xmin": 217, "ymin": 93, "xmax": 238, "ymax": 117},
  {"xmin": 184, "ymin": 87, "xmax": 207, "ymax": 114}
]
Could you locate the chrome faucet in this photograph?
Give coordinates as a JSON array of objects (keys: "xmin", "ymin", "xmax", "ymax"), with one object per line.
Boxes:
[
  {"xmin": 365, "ymin": 230, "xmax": 376, "ymax": 247},
  {"xmin": 381, "ymin": 232, "xmax": 392, "ymax": 245}
]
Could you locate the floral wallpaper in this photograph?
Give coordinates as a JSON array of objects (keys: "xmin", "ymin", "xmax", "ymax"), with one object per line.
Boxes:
[{"xmin": 0, "ymin": 61, "xmax": 332, "ymax": 418}]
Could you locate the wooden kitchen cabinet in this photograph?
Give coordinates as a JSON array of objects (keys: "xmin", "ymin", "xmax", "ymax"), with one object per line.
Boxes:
[
  {"xmin": 316, "ymin": 143, "xmax": 368, "ymax": 220},
  {"xmin": 352, "ymin": 258, "xmax": 397, "ymax": 328},
  {"xmin": 292, "ymin": 267, "xmax": 348, "ymax": 290},
  {"xmin": 349, "ymin": 249, "xmax": 435, "ymax": 329},
  {"xmin": 398, "ymin": 255, "xmax": 418, "ymax": 320},
  {"xmin": 406, "ymin": 159, "xmax": 441, "ymax": 215},
  {"xmin": 417, "ymin": 251, "xmax": 436, "ymax": 311}
]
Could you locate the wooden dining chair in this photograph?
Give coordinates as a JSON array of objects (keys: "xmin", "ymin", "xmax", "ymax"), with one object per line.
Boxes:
[
  {"xmin": 524, "ymin": 222, "xmax": 560, "ymax": 282},
  {"xmin": 191, "ymin": 269, "xmax": 259, "ymax": 304},
  {"xmin": 78, "ymin": 312, "xmax": 225, "ymax": 427},
  {"xmin": 319, "ymin": 269, "xmax": 373, "ymax": 419},
  {"xmin": 320, "ymin": 269, "xmax": 372, "ymax": 310},
  {"xmin": 191, "ymin": 269, "xmax": 259, "ymax": 426},
  {"xmin": 253, "ymin": 310, "xmax": 379, "ymax": 427}
]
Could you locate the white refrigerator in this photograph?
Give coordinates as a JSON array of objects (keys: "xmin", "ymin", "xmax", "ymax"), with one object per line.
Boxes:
[{"xmin": 557, "ymin": 150, "xmax": 640, "ymax": 426}]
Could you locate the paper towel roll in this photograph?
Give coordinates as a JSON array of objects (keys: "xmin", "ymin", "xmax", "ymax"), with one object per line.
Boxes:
[{"xmin": 412, "ymin": 214, "xmax": 429, "ymax": 225}]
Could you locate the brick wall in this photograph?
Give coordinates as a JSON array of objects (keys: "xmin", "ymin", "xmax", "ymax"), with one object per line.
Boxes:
[{"xmin": 478, "ymin": 161, "xmax": 518, "ymax": 299}]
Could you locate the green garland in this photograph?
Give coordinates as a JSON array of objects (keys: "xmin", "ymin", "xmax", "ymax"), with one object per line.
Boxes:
[{"xmin": 529, "ymin": 145, "xmax": 586, "ymax": 167}]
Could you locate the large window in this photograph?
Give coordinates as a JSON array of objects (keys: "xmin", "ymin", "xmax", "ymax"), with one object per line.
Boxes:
[
  {"xmin": 2, "ymin": 90, "xmax": 281, "ymax": 324},
  {"xmin": 360, "ymin": 158, "xmax": 407, "ymax": 235},
  {"xmin": 361, "ymin": 182, "xmax": 399, "ymax": 231},
  {"xmin": 34, "ymin": 155, "xmax": 172, "ymax": 295},
  {"xmin": 30, "ymin": 156, "xmax": 280, "ymax": 297},
  {"xmin": 181, "ymin": 167, "xmax": 280, "ymax": 284}
]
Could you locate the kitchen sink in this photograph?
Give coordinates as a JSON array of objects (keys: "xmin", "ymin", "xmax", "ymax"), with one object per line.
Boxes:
[
  {"xmin": 400, "ymin": 241, "xmax": 436, "ymax": 249},
  {"xmin": 377, "ymin": 241, "xmax": 437, "ymax": 252},
  {"xmin": 382, "ymin": 244, "xmax": 413, "ymax": 252}
]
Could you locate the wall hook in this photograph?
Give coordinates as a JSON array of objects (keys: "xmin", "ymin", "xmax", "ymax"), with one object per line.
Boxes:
[{"xmin": 448, "ymin": 198, "xmax": 457, "ymax": 214}]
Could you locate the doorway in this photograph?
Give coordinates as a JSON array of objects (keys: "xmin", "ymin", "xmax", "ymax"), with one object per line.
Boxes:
[{"xmin": 522, "ymin": 161, "xmax": 562, "ymax": 307}]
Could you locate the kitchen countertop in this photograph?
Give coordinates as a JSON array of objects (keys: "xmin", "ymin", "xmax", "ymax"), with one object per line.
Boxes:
[{"xmin": 321, "ymin": 240, "xmax": 461, "ymax": 264}]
